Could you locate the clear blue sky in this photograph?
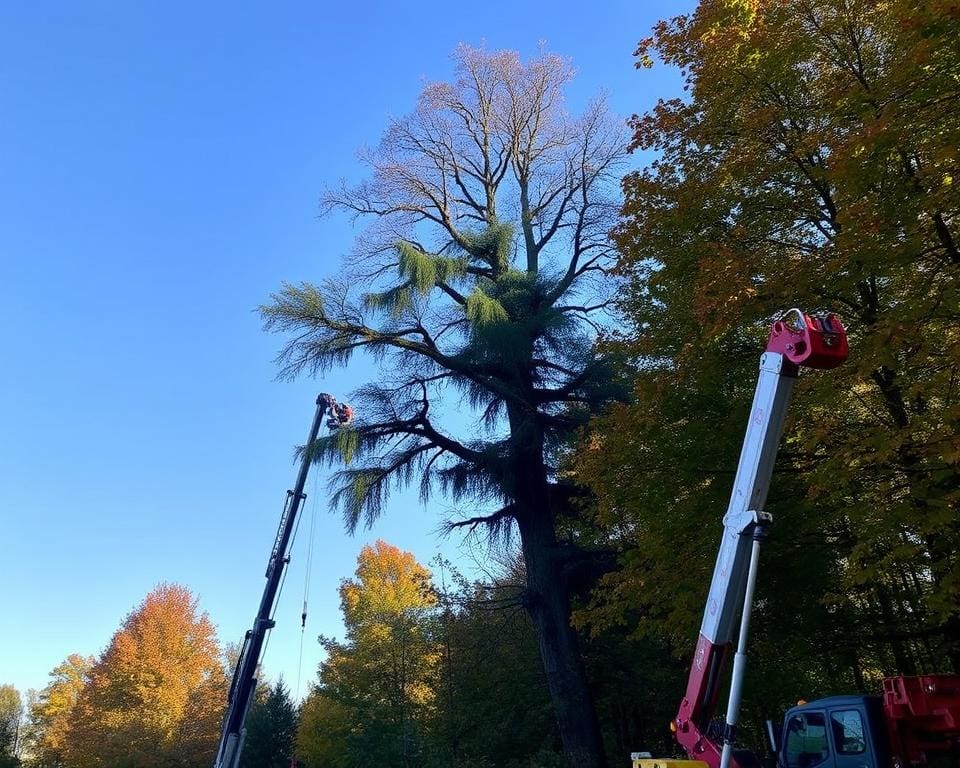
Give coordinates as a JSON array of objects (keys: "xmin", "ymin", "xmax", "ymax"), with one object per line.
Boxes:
[{"xmin": 0, "ymin": 1, "xmax": 690, "ymax": 700}]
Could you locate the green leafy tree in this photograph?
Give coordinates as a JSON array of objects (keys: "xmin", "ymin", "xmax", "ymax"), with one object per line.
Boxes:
[
  {"xmin": 320, "ymin": 541, "xmax": 437, "ymax": 766},
  {"xmin": 427, "ymin": 558, "xmax": 559, "ymax": 768},
  {"xmin": 297, "ymin": 541, "xmax": 438, "ymax": 768},
  {"xmin": 23, "ymin": 654, "xmax": 93, "ymax": 768},
  {"xmin": 262, "ymin": 44, "xmax": 627, "ymax": 768},
  {"xmin": 239, "ymin": 680, "xmax": 297, "ymax": 768},
  {"xmin": 295, "ymin": 693, "xmax": 352, "ymax": 768},
  {"xmin": 0, "ymin": 685, "xmax": 23, "ymax": 768}
]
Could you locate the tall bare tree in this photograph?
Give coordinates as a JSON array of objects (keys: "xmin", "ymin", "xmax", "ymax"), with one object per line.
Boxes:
[{"xmin": 262, "ymin": 45, "xmax": 626, "ymax": 767}]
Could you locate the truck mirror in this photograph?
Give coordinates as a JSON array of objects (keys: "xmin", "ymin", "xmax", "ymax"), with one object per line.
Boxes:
[{"xmin": 764, "ymin": 719, "xmax": 780, "ymax": 756}]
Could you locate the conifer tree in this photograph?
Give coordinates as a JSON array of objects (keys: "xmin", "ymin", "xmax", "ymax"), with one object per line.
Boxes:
[
  {"xmin": 262, "ymin": 44, "xmax": 626, "ymax": 767},
  {"xmin": 239, "ymin": 680, "xmax": 297, "ymax": 768}
]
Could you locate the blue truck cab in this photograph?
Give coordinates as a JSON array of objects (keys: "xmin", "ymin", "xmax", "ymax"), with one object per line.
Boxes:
[{"xmin": 778, "ymin": 696, "xmax": 891, "ymax": 768}]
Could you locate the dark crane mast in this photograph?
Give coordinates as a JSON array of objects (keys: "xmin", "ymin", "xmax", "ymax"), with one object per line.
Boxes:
[{"xmin": 212, "ymin": 395, "xmax": 328, "ymax": 768}]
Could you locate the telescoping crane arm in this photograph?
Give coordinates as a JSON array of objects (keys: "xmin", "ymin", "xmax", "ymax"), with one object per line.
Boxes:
[
  {"xmin": 672, "ymin": 310, "xmax": 848, "ymax": 768},
  {"xmin": 212, "ymin": 395, "xmax": 330, "ymax": 768}
]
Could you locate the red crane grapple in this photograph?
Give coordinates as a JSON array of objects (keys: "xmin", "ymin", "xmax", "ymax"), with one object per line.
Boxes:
[{"xmin": 765, "ymin": 309, "xmax": 848, "ymax": 369}]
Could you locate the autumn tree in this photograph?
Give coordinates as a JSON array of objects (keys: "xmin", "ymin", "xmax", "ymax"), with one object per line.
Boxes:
[
  {"xmin": 427, "ymin": 558, "xmax": 559, "ymax": 767},
  {"xmin": 262, "ymin": 44, "xmax": 627, "ymax": 767},
  {"xmin": 238, "ymin": 680, "xmax": 297, "ymax": 768},
  {"xmin": 0, "ymin": 685, "xmax": 22, "ymax": 768},
  {"xmin": 296, "ymin": 693, "xmax": 352, "ymax": 768},
  {"xmin": 64, "ymin": 584, "xmax": 227, "ymax": 768},
  {"xmin": 23, "ymin": 654, "xmax": 92, "ymax": 768},
  {"xmin": 298, "ymin": 541, "xmax": 438, "ymax": 768},
  {"xmin": 574, "ymin": 0, "xmax": 960, "ymax": 713}
]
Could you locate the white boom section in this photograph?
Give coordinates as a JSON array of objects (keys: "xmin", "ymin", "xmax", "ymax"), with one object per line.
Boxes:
[{"xmin": 699, "ymin": 352, "xmax": 796, "ymax": 646}]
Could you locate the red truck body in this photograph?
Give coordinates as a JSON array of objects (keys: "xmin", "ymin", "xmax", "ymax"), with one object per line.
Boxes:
[{"xmin": 883, "ymin": 675, "xmax": 960, "ymax": 766}]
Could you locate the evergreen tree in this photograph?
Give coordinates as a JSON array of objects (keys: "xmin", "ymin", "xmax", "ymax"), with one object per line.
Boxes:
[
  {"xmin": 262, "ymin": 44, "xmax": 627, "ymax": 768},
  {"xmin": 239, "ymin": 680, "xmax": 297, "ymax": 768}
]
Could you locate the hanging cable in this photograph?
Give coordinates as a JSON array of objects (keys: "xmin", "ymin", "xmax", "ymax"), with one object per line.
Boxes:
[
  {"xmin": 296, "ymin": 467, "xmax": 321, "ymax": 702},
  {"xmin": 302, "ymin": 473, "xmax": 319, "ymax": 625}
]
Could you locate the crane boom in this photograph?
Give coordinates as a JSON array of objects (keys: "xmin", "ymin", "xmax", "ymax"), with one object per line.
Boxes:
[
  {"xmin": 673, "ymin": 311, "xmax": 848, "ymax": 768},
  {"xmin": 213, "ymin": 395, "xmax": 327, "ymax": 768}
]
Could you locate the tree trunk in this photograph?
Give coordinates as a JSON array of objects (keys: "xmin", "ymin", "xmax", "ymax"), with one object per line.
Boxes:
[
  {"xmin": 516, "ymin": 500, "xmax": 607, "ymax": 768},
  {"xmin": 503, "ymin": 387, "xmax": 605, "ymax": 767}
]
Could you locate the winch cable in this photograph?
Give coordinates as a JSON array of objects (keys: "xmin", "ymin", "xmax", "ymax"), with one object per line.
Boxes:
[{"xmin": 296, "ymin": 468, "xmax": 321, "ymax": 702}]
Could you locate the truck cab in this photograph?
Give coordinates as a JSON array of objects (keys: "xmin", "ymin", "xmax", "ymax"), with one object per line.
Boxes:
[{"xmin": 779, "ymin": 696, "xmax": 890, "ymax": 768}]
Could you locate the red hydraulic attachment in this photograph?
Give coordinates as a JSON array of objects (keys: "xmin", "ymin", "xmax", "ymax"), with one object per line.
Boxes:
[
  {"xmin": 765, "ymin": 308, "xmax": 848, "ymax": 370},
  {"xmin": 673, "ymin": 310, "xmax": 848, "ymax": 768},
  {"xmin": 883, "ymin": 675, "xmax": 960, "ymax": 767}
]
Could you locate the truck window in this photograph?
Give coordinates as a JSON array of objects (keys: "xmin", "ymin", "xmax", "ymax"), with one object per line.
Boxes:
[
  {"xmin": 830, "ymin": 710, "xmax": 866, "ymax": 755},
  {"xmin": 785, "ymin": 712, "xmax": 830, "ymax": 768}
]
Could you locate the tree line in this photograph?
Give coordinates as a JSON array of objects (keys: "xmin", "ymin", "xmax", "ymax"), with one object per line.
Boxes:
[
  {"xmin": 4, "ymin": 544, "xmax": 560, "ymax": 768},
  {"xmin": 4, "ymin": 541, "xmax": 678, "ymax": 768},
  {"xmin": 6, "ymin": 583, "xmax": 296, "ymax": 768},
  {"xmin": 8, "ymin": 586, "xmax": 224, "ymax": 768},
  {"xmin": 8, "ymin": 1, "xmax": 958, "ymax": 767}
]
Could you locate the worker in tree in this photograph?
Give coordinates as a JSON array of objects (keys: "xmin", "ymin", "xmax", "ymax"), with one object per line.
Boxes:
[
  {"xmin": 334, "ymin": 402, "xmax": 354, "ymax": 426},
  {"xmin": 318, "ymin": 392, "xmax": 339, "ymax": 428},
  {"xmin": 318, "ymin": 392, "xmax": 354, "ymax": 429}
]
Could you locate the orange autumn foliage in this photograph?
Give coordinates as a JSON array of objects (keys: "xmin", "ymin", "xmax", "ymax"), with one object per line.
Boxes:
[
  {"xmin": 64, "ymin": 584, "xmax": 227, "ymax": 768},
  {"xmin": 574, "ymin": 0, "xmax": 960, "ymax": 686}
]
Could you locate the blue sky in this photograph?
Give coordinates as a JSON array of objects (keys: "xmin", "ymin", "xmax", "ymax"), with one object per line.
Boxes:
[{"xmin": 0, "ymin": 1, "xmax": 690, "ymax": 700}]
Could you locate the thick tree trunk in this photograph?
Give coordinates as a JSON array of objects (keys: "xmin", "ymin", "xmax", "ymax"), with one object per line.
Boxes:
[
  {"xmin": 515, "ymin": 498, "xmax": 607, "ymax": 768},
  {"xmin": 502, "ymin": 386, "xmax": 605, "ymax": 766}
]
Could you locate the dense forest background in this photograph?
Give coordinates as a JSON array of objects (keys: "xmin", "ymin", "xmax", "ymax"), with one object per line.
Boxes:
[{"xmin": 4, "ymin": 1, "xmax": 957, "ymax": 766}]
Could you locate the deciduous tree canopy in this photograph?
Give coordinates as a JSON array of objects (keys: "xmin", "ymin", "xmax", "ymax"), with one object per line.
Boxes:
[
  {"xmin": 24, "ymin": 655, "xmax": 92, "ymax": 768},
  {"xmin": 572, "ymin": 0, "xmax": 960, "ymax": 727},
  {"xmin": 64, "ymin": 584, "xmax": 227, "ymax": 768},
  {"xmin": 0, "ymin": 685, "xmax": 23, "ymax": 768},
  {"xmin": 298, "ymin": 541, "xmax": 438, "ymax": 768},
  {"xmin": 296, "ymin": 544, "xmax": 568, "ymax": 768}
]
